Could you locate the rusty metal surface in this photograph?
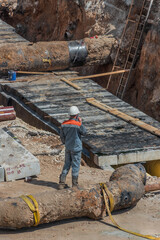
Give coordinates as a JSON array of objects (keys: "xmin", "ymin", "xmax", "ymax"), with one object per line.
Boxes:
[
  {"xmin": 0, "ymin": 19, "xmax": 28, "ymax": 72},
  {"xmin": 0, "ymin": 164, "xmax": 145, "ymax": 229},
  {"xmin": 0, "ymin": 19, "xmax": 27, "ymax": 44},
  {"xmin": 110, "ymin": 163, "xmax": 146, "ymax": 184},
  {"xmin": 108, "ymin": 164, "xmax": 146, "ymax": 210},
  {"xmin": 0, "ymin": 26, "xmax": 114, "ymax": 73}
]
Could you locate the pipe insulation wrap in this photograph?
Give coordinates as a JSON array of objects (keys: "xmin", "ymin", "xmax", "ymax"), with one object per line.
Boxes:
[{"xmin": 68, "ymin": 40, "xmax": 88, "ymax": 66}]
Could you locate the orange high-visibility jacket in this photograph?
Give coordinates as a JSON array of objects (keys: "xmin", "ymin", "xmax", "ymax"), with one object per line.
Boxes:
[{"xmin": 60, "ymin": 118, "xmax": 86, "ymax": 152}]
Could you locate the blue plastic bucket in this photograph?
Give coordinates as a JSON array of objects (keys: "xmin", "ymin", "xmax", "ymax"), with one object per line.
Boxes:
[{"xmin": 8, "ymin": 70, "xmax": 16, "ymax": 81}]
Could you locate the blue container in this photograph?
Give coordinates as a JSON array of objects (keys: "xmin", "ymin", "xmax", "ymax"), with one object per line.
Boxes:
[{"xmin": 8, "ymin": 70, "xmax": 16, "ymax": 81}]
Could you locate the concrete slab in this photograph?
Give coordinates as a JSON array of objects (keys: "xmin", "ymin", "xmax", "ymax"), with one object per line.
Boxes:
[
  {"xmin": 118, "ymin": 148, "xmax": 160, "ymax": 164},
  {"xmin": 0, "ymin": 128, "xmax": 40, "ymax": 181},
  {"xmin": 94, "ymin": 154, "xmax": 118, "ymax": 167}
]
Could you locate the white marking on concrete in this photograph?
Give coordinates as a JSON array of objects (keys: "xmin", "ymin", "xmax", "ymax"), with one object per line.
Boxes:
[{"xmin": 0, "ymin": 128, "xmax": 40, "ymax": 181}]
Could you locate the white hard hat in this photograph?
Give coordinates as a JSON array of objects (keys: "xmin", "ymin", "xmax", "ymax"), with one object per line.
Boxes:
[{"xmin": 69, "ymin": 106, "xmax": 80, "ymax": 115}]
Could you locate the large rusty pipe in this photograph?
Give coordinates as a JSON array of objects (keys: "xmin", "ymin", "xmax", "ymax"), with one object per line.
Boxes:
[
  {"xmin": 0, "ymin": 36, "xmax": 116, "ymax": 74},
  {"xmin": 0, "ymin": 164, "xmax": 145, "ymax": 229}
]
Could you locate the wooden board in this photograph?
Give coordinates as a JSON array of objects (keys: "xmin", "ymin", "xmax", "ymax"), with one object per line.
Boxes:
[
  {"xmin": 86, "ymin": 98, "xmax": 160, "ymax": 137},
  {"xmin": 61, "ymin": 78, "xmax": 81, "ymax": 90},
  {"xmin": 67, "ymin": 69, "xmax": 130, "ymax": 81}
]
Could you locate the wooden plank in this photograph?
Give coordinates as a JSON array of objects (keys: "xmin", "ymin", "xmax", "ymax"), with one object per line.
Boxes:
[
  {"xmin": 17, "ymin": 71, "xmax": 53, "ymax": 75},
  {"xmin": 54, "ymin": 71, "xmax": 78, "ymax": 75},
  {"xmin": 86, "ymin": 98, "xmax": 160, "ymax": 138},
  {"xmin": 66, "ymin": 69, "xmax": 130, "ymax": 82},
  {"xmin": 61, "ymin": 78, "xmax": 81, "ymax": 90},
  {"xmin": 0, "ymin": 79, "xmax": 30, "ymax": 84}
]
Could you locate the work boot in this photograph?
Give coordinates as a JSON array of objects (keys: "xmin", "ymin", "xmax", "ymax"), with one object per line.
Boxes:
[
  {"xmin": 72, "ymin": 176, "xmax": 80, "ymax": 189},
  {"xmin": 58, "ymin": 174, "xmax": 66, "ymax": 190}
]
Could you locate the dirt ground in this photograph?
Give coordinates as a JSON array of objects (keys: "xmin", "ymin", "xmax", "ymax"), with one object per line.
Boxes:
[{"xmin": 0, "ymin": 118, "xmax": 160, "ymax": 240}]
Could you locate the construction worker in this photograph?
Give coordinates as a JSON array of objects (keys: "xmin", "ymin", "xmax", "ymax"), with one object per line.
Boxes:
[{"xmin": 58, "ymin": 106, "xmax": 86, "ymax": 190}]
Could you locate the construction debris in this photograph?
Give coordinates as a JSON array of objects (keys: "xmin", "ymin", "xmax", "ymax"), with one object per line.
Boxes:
[{"xmin": 86, "ymin": 97, "xmax": 160, "ymax": 138}]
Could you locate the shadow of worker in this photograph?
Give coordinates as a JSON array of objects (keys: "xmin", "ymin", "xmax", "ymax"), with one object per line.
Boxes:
[{"xmin": 26, "ymin": 178, "xmax": 59, "ymax": 190}]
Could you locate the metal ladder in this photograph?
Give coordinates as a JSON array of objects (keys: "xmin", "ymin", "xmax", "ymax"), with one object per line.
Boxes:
[{"xmin": 106, "ymin": 0, "xmax": 154, "ymax": 99}]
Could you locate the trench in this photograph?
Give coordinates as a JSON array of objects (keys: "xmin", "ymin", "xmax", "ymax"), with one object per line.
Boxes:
[
  {"xmin": 1, "ymin": 0, "xmax": 159, "ymax": 122},
  {"xmin": 0, "ymin": 0, "xmax": 160, "ymax": 172},
  {"xmin": 0, "ymin": 2, "xmax": 160, "ymax": 236}
]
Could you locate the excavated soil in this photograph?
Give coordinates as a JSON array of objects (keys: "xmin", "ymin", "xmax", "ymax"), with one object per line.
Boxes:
[
  {"xmin": 0, "ymin": 0, "xmax": 130, "ymax": 42},
  {"xmin": 0, "ymin": 1, "xmax": 160, "ymax": 239},
  {"xmin": 0, "ymin": 118, "xmax": 160, "ymax": 240}
]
